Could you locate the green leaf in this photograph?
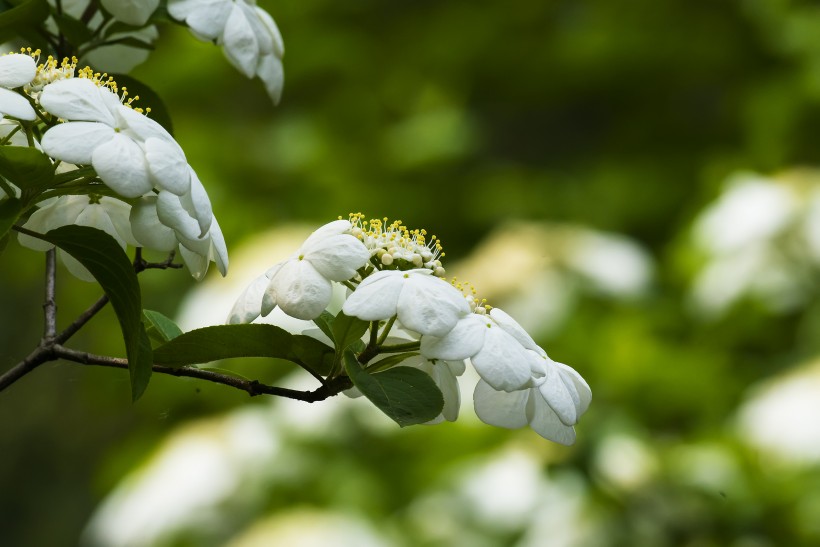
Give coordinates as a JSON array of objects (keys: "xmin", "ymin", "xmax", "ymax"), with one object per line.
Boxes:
[
  {"xmin": 367, "ymin": 352, "xmax": 419, "ymax": 373},
  {"xmin": 312, "ymin": 310, "xmax": 334, "ymax": 341},
  {"xmin": 0, "ymin": 231, "xmax": 9, "ymax": 259},
  {"xmin": 0, "ymin": 146, "xmax": 56, "ymax": 190},
  {"xmin": 343, "ymin": 351, "xmax": 443, "ymax": 427},
  {"xmin": 25, "ymin": 225, "xmax": 152, "ymax": 401},
  {"xmin": 110, "ymin": 74, "xmax": 174, "ymax": 135},
  {"xmin": 142, "ymin": 309, "xmax": 183, "ymax": 343},
  {"xmin": 52, "ymin": 13, "xmax": 93, "ymax": 45},
  {"xmin": 290, "ymin": 335, "xmax": 334, "ymax": 376},
  {"xmin": 153, "ymin": 324, "xmax": 295, "ymax": 367},
  {"xmin": 331, "ymin": 311, "xmax": 369, "ymax": 353},
  {"xmin": 0, "ymin": 197, "xmax": 24, "ymax": 240},
  {"xmin": 0, "ymin": 0, "xmax": 49, "ymax": 43}
]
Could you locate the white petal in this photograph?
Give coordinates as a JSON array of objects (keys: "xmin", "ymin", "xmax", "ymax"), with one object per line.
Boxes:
[
  {"xmin": 75, "ymin": 202, "xmax": 126, "ymax": 247},
  {"xmin": 556, "ymin": 362, "xmax": 592, "ymax": 416},
  {"xmin": 254, "ymin": 6, "xmax": 284, "ymax": 57},
  {"xmin": 129, "ymin": 196, "xmax": 178, "ymax": 251},
  {"xmin": 420, "ymin": 314, "xmax": 486, "ymax": 360},
  {"xmin": 528, "ymin": 394, "xmax": 576, "ymax": 445},
  {"xmin": 145, "ymin": 137, "xmax": 190, "ymax": 195},
  {"xmin": 489, "ymin": 307, "xmax": 540, "ymax": 353},
  {"xmin": 169, "ymin": 0, "xmax": 231, "ymax": 38},
  {"xmin": 99, "ymin": 197, "xmax": 140, "ymax": 247},
  {"xmin": 40, "ymin": 79, "xmax": 116, "ymax": 124},
  {"xmin": 59, "ymin": 250, "xmax": 96, "ymax": 282},
  {"xmin": 156, "ymin": 191, "xmax": 200, "ymax": 241},
  {"xmin": 0, "ymin": 53, "xmax": 36, "ymax": 88},
  {"xmin": 257, "ymin": 53, "xmax": 284, "ymax": 104},
  {"xmin": 0, "ymin": 88, "xmax": 35, "ymax": 120},
  {"xmin": 119, "ymin": 105, "xmax": 174, "ymax": 143},
  {"xmin": 430, "ymin": 362, "xmax": 461, "ymax": 422},
  {"xmin": 301, "ymin": 219, "xmax": 352, "ymax": 249},
  {"xmin": 241, "ymin": 2, "xmax": 273, "ymax": 55},
  {"xmin": 260, "ymin": 262, "xmax": 284, "ymax": 316},
  {"xmin": 342, "ymin": 269, "xmax": 403, "ymax": 320},
  {"xmin": 101, "ymin": 0, "xmax": 159, "ymax": 26},
  {"xmin": 270, "ymin": 259, "xmax": 332, "ymax": 320},
  {"xmin": 18, "ymin": 196, "xmax": 86, "ymax": 250},
  {"xmin": 304, "ymin": 234, "xmax": 369, "ymax": 281},
  {"xmin": 207, "ymin": 216, "xmax": 228, "ymax": 276},
  {"xmin": 41, "ymin": 122, "xmax": 114, "ymax": 165},
  {"xmin": 470, "ymin": 326, "xmax": 532, "ymax": 392},
  {"xmin": 397, "ymin": 273, "xmax": 470, "ymax": 336},
  {"xmin": 221, "ymin": 4, "xmax": 259, "ymax": 77},
  {"xmin": 178, "ymin": 244, "xmax": 209, "ymax": 280},
  {"xmin": 91, "ymin": 134, "xmax": 153, "ymax": 198},
  {"xmin": 473, "ymin": 380, "xmax": 529, "ymax": 429},
  {"xmin": 227, "ymin": 273, "xmax": 269, "ymax": 324},
  {"xmin": 537, "ymin": 359, "xmax": 578, "ymax": 426},
  {"xmin": 183, "ymin": 168, "xmax": 213, "ymax": 236}
]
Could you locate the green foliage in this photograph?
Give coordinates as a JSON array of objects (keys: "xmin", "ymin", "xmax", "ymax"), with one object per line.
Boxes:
[
  {"xmin": 0, "ymin": 198, "xmax": 24, "ymax": 242},
  {"xmin": 331, "ymin": 311, "xmax": 369, "ymax": 353},
  {"xmin": 142, "ymin": 309, "xmax": 183, "ymax": 344},
  {"xmin": 0, "ymin": 0, "xmax": 48, "ymax": 43},
  {"xmin": 343, "ymin": 350, "xmax": 443, "ymax": 427},
  {"xmin": 0, "ymin": 146, "xmax": 55, "ymax": 192},
  {"xmin": 26, "ymin": 225, "xmax": 153, "ymax": 401},
  {"xmin": 152, "ymin": 324, "xmax": 336, "ymax": 377}
]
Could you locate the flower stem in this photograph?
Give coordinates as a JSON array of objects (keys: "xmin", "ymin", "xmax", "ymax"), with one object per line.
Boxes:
[
  {"xmin": 375, "ymin": 315, "xmax": 397, "ymax": 346},
  {"xmin": 377, "ymin": 342, "xmax": 420, "ymax": 354}
]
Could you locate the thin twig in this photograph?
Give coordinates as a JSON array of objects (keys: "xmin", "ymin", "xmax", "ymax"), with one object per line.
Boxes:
[
  {"xmin": 53, "ymin": 294, "xmax": 109, "ymax": 345},
  {"xmin": 53, "ymin": 346, "xmax": 351, "ymax": 401},
  {"xmin": 0, "ymin": 346, "xmax": 54, "ymax": 392},
  {"xmin": 43, "ymin": 249, "xmax": 57, "ymax": 343}
]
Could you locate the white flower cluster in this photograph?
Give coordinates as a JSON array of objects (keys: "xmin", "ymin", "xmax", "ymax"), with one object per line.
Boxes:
[
  {"xmin": 40, "ymin": 0, "xmax": 284, "ymax": 96},
  {"xmin": 691, "ymin": 170, "xmax": 820, "ymax": 317},
  {"xmin": 168, "ymin": 0, "xmax": 285, "ymax": 103},
  {"xmin": 0, "ymin": 50, "xmax": 227, "ymax": 280},
  {"xmin": 229, "ymin": 215, "xmax": 592, "ymax": 444}
]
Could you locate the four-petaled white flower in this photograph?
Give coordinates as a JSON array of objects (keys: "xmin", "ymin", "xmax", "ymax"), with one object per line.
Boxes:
[
  {"xmin": 168, "ymin": 0, "xmax": 284, "ymax": 102},
  {"xmin": 130, "ymin": 189, "xmax": 228, "ymax": 280},
  {"xmin": 420, "ymin": 308, "xmax": 536, "ymax": 392},
  {"xmin": 40, "ymin": 78, "xmax": 191, "ymax": 199},
  {"xmin": 473, "ymin": 353, "xmax": 591, "ymax": 445},
  {"xmin": 253, "ymin": 220, "xmax": 369, "ymax": 320},
  {"xmin": 18, "ymin": 195, "xmax": 138, "ymax": 281},
  {"xmin": 342, "ymin": 269, "xmax": 471, "ymax": 337},
  {"xmin": 0, "ymin": 53, "xmax": 37, "ymax": 121}
]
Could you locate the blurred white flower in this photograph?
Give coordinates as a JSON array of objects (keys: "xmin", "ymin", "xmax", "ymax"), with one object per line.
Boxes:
[
  {"xmin": 100, "ymin": 0, "xmax": 159, "ymax": 26},
  {"xmin": 18, "ymin": 195, "xmax": 138, "ymax": 281},
  {"xmin": 450, "ymin": 221, "xmax": 654, "ymax": 337},
  {"xmin": 0, "ymin": 53, "xmax": 36, "ymax": 121},
  {"xmin": 40, "ymin": 78, "xmax": 191, "ymax": 198},
  {"xmin": 251, "ymin": 219, "xmax": 369, "ymax": 320},
  {"xmin": 343, "ymin": 269, "xmax": 470, "ymax": 337},
  {"xmin": 473, "ymin": 355, "xmax": 591, "ymax": 445},
  {"xmin": 168, "ymin": 0, "xmax": 285, "ymax": 103},
  {"xmin": 736, "ymin": 357, "xmax": 820, "ymax": 466},
  {"xmin": 689, "ymin": 170, "xmax": 820, "ymax": 317}
]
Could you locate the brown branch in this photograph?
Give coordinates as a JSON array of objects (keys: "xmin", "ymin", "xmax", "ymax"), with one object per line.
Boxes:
[
  {"xmin": 0, "ymin": 346, "xmax": 54, "ymax": 392},
  {"xmin": 53, "ymin": 346, "xmax": 351, "ymax": 401},
  {"xmin": 43, "ymin": 249, "xmax": 57, "ymax": 343}
]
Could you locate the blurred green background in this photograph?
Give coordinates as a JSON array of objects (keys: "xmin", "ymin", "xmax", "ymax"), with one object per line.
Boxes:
[{"xmin": 5, "ymin": 0, "xmax": 820, "ymax": 545}]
